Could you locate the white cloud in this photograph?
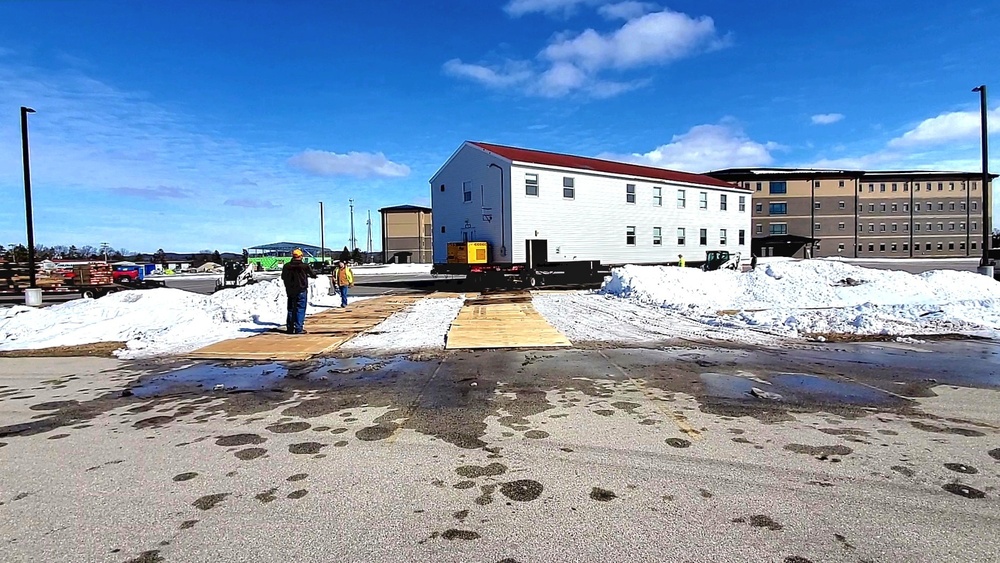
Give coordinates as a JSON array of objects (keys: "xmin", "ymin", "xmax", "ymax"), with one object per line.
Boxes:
[
  {"xmin": 287, "ymin": 150, "xmax": 411, "ymax": 178},
  {"xmin": 598, "ymin": 122, "xmax": 780, "ymax": 172},
  {"xmin": 504, "ymin": 0, "xmax": 597, "ymax": 17},
  {"xmin": 445, "ymin": 7, "xmax": 728, "ymax": 99},
  {"xmin": 811, "ymin": 113, "xmax": 844, "ymax": 125},
  {"xmin": 888, "ymin": 106, "xmax": 1000, "ymax": 148},
  {"xmin": 224, "ymin": 198, "xmax": 280, "ymax": 209},
  {"xmin": 542, "ymin": 9, "xmax": 726, "ymax": 71},
  {"xmin": 597, "ymin": 1, "xmax": 658, "ymax": 20},
  {"xmin": 110, "ymin": 186, "xmax": 192, "ymax": 199}
]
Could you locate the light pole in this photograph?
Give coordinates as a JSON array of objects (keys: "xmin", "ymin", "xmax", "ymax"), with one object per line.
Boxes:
[
  {"xmin": 20, "ymin": 106, "xmax": 37, "ymax": 288},
  {"xmin": 319, "ymin": 202, "xmax": 325, "ymax": 266},
  {"xmin": 487, "ymin": 163, "xmax": 507, "ymax": 257},
  {"xmin": 973, "ymin": 85, "xmax": 992, "ymax": 274}
]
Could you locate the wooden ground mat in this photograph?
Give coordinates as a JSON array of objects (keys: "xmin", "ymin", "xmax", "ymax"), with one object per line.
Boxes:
[
  {"xmin": 445, "ymin": 296, "xmax": 571, "ymax": 350},
  {"xmin": 188, "ymin": 295, "xmax": 422, "ymax": 360}
]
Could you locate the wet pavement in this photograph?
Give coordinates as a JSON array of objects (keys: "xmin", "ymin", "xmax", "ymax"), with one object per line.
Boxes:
[{"xmin": 0, "ymin": 340, "xmax": 998, "ymax": 562}]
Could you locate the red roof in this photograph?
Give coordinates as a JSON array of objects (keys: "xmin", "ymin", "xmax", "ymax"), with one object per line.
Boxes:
[{"xmin": 470, "ymin": 141, "xmax": 741, "ymax": 190}]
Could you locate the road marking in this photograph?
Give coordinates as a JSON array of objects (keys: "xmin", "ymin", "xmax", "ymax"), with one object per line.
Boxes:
[{"xmin": 597, "ymin": 350, "xmax": 702, "ymax": 440}]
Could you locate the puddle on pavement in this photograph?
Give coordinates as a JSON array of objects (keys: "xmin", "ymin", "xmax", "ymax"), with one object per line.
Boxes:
[
  {"xmin": 130, "ymin": 357, "xmax": 394, "ymax": 398},
  {"xmin": 699, "ymin": 371, "xmax": 908, "ymax": 408}
]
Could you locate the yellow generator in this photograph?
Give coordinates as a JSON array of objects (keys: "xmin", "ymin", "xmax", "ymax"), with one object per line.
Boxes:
[{"xmin": 447, "ymin": 242, "xmax": 489, "ymax": 264}]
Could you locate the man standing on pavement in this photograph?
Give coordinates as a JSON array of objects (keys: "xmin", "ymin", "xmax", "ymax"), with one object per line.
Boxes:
[
  {"xmin": 281, "ymin": 248, "xmax": 316, "ymax": 334},
  {"xmin": 333, "ymin": 260, "xmax": 354, "ymax": 308}
]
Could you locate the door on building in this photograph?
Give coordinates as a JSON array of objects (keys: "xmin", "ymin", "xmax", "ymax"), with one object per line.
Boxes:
[{"xmin": 525, "ymin": 239, "xmax": 548, "ymax": 268}]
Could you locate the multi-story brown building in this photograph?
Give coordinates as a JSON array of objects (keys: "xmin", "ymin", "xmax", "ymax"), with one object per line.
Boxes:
[
  {"xmin": 707, "ymin": 168, "xmax": 995, "ymax": 258},
  {"xmin": 379, "ymin": 204, "xmax": 433, "ymax": 263}
]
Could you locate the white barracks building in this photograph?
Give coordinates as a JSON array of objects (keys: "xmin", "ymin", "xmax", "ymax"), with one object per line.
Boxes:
[{"xmin": 430, "ymin": 141, "xmax": 751, "ymax": 266}]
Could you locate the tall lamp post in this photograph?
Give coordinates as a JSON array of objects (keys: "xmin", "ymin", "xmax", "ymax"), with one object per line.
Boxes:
[
  {"xmin": 487, "ymin": 163, "xmax": 507, "ymax": 257},
  {"xmin": 973, "ymin": 85, "xmax": 992, "ymax": 274},
  {"xmin": 20, "ymin": 106, "xmax": 37, "ymax": 289}
]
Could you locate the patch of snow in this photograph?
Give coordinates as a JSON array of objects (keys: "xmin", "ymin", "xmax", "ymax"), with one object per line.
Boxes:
[
  {"xmin": 570, "ymin": 261, "xmax": 1000, "ymax": 342},
  {"xmin": 339, "ymin": 297, "xmax": 463, "ymax": 355},
  {"xmin": 0, "ymin": 276, "xmax": 347, "ymax": 359}
]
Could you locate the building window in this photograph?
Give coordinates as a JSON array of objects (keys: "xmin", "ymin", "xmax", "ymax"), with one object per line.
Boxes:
[
  {"xmin": 880, "ymin": 243, "xmax": 886, "ymax": 252},
  {"xmin": 858, "ymin": 224, "xmax": 863, "ymax": 232},
  {"xmin": 937, "ymin": 223, "xmax": 943, "ymax": 231},
  {"xmin": 904, "ymin": 183, "xmax": 909, "ymax": 192},
  {"xmin": 950, "ymin": 182, "xmax": 955, "ymax": 190},
  {"xmin": 755, "ymin": 224, "xmax": 762, "ymax": 234},
  {"xmin": 839, "ymin": 180, "xmax": 845, "ymax": 187},
  {"xmin": 699, "ymin": 192, "xmax": 708, "ymax": 209},
  {"xmin": 525, "ymin": 173, "xmax": 539, "ymax": 196},
  {"xmin": 938, "ymin": 203, "xmax": 944, "ymax": 211},
  {"xmin": 769, "ymin": 224, "xmax": 787, "ymax": 235},
  {"xmin": 891, "ymin": 203, "xmax": 897, "ymax": 212},
  {"xmin": 813, "ymin": 223, "xmax": 821, "ymax": 231},
  {"xmin": 949, "ymin": 222, "xmax": 955, "ymax": 231},
  {"xmin": 949, "ymin": 242, "xmax": 955, "ymax": 250},
  {"xmin": 973, "ymin": 182, "xmax": 978, "ymax": 190},
  {"xmin": 838, "ymin": 222, "xmax": 845, "ymax": 230},
  {"xmin": 838, "ymin": 243, "xmax": 845, "ymax": 251},
  {"xmin": 938, "ymin": 183, "xmax": 943, "ymax": 191},
  {"xmin": 890, "ymin": 243, "xmax": 897, "ymax": 252},
  {"xmin": 937, "ymin": 243, "xmax": 943, "ymax": 251},
  {"xmin": 949, "ymin": 202, "xmax": 955, "ymax": 211},
  {"xmin": 868, "ymin": 224, "xmax": 874, "ymax": 232},
  {"xmin": 739, "ymin": 196, "xmax": 746, "ymax": 212},
  {"xmin": 925, "ymin": 243, "xmax": 932, "ymax": 251},
  {"xmin": 961, "ymin": 222, "xmax": 966, "ymax": 231},
  {"xmin": 744, "ymin": 182, "xmax": 751, "ymax": 189},
  {"xmin": 813, "ymin": 180, "xmax": 820, "ymax": 188},
  {"xmin": 463, "ymin": 181, "xmax": 473, "ymax": 203},
  {"xmin": 755, "ymin": 202, "xmax": 763, "ymax": 213},
  {"xmin": 915, "ymin": 183, "xmax": 920, "ymax": 192},
  {"xmin": 869, "ymin": 204, "xmax": 875, "ymax": 212},
  {"xmin": 973, "ymin": 222, "xmax": 978, "ymax": 231},
  {"xmin": 903, "ymin": 203, "xmax": 909, "ymax": 212},
  {"xmin": 626, "ymin": 226, "xmax": 636, "ymax": 246},
  {"xmin": 869, "ymin": 244, "xmax": 875, "ymax": 252},
  {"xmin": 903, "ymin": 224, "xmax": 908, "ymax": 231},
  {"xmin": 769, "ymin": 202, "xmax": 787, "ymax": 215},
  {"xmin": 915, "ymin": 203, "xmax": 921, "ymax": 211},
  {"xmin": 720, "ymin": 194, "xmax": 728, "ymax": 211},
  {"xmin": 839, "ymin": 200, "xmax": 846, "ymax": 209},
  {"xmin": 756, "ymin": 182, "xmax": 762, "ymax": 192},
  {"xmin": 626, "ymin": 184, "xmax": 636, "ymax": 204},
  {"xmin": 563, "ymin": 177, "xmax": 575, "ymax": 199},
  {"xmin": 915, "ymin": 223, "xmax": 921, "ymax": 231},
  {"xmin": 769, "ymin": 181, "xmax": 787, "ymax": 194},
  {"xmin": 892, "ymin": 183, "xmax": 898, "ymax": 191},
  {"xmin": 973, "ymin": 201, "xmax": 978, "ymax": 210},
  {"xmin": 814, "ymin": 201, "xmax": 821, "ymax": 209},
  {"xmin": 926, "ymin": 223, "xmax": 932, "ymax": 231},
  {"xmin": 961, "ymin": 203, "xmax": 967, "ymax": 211},
  {"xmin": 440, "ymin": 184, "xmax": 445, "ymax": 192},
  {"xmin": 653, "ymin": 186, "xmax": 662, "ymax": 206},
  {"xmin": 699, "ymin": 228, "xmax": 708, "ymax": 245},
  {"xmin": 720, "ymin": 229, "xmax": 727, "ymax": 245},
  {"xmin": 880, "ymin": 183, "xmax": 886, "ymax": 192},
  {"xmin": 440, "ymin": 226, "xmax": 446, "ymax": 233},
  {"xmin": 973, "ymin": 242, "xmax": 978, "ymax": 250},
  {"xmin": 891, "ymin": 223, "xmax": 897, "ymax": 232},
  {"xmin": 960, "ymin": 242, "xmax": 966, "ymax": 250},
  {"xmin": 677, "ymin": 228, "xmax": 686, "ymax": 245},
  {"xmin": 739, "ymin": 229, "xmax": 745, "ymax": 245},
  {"xmin": 653, "ymin": 227, "xmax": 662, "ymax": 245},
  {"xmin": 880, "ymin": 203, "xmax": 886, "ymax": 212},
  {"xmin": 880, "ymin": 224, "xmax": 886, "ymax": 232},
  {"xmin": 677, "ymin": 189, "xmax": 686, "ymax": 208},
  {"xmin": 903, "ymin": 243, "xmax": 909, "ymax": 251}
]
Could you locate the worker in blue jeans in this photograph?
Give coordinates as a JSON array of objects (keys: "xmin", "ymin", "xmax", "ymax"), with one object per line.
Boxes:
[
  {"xmin": 280, "ymin": 249, "xmax": 316, "ymax": 333},
  {"xmin": 333, "ymin": 260, "xmax": 354, "ymax": 308}
]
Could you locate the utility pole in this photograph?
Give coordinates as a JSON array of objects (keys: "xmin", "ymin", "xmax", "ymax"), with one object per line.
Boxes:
[
  {"xmin": 319, "ymin": 202, "xmax": 325, "ymax": 266},
  {"xmin": 349, "ymin": 199, "xmax": 356, "ymax": 251},
  {"xmin": 972, "ymin": 85, "xmax": 992, "ymax": 275},
  {"xmin": 366, "ymin": 210, "xmax": 373, "ymax": 262},
  {"xmin": 21, "ymin": 106, "xmax": 36, "ymax": 289},
  {"xmin": 100, "ymin": 242, "xmax": 110, "ymax": 263}
]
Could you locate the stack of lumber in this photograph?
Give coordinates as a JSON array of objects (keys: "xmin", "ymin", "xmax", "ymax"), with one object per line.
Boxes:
[
  {"xmin": 71, "ymin": 263, "xmax": 113, "ymax": 285},
  {"xmin": 0, "ymin": 263, "xmax": 67, "ymax": 291}
]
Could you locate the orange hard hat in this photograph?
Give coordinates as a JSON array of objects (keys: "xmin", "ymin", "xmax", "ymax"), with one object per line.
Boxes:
[{"xmin": 292, "ymin": 248, "xmax": 304, "ymax": 258}]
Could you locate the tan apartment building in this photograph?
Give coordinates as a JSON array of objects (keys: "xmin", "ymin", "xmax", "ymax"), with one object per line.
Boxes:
[
  {"xmin": 707, "ymin": 168, "xmax": 994, "ymax": 258},
  {"xmin": 379, "ymin": 204, "xmax": 433, "ymax": 263}
]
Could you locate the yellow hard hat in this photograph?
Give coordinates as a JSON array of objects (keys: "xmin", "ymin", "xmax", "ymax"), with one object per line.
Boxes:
[{"xmin": 292, "ymin": 248, "xmax": 304, "ymax": 258}]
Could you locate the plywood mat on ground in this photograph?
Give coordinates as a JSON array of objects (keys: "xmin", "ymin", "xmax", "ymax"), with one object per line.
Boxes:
[
  {"xmin": 445, "ymin": 298, "xmax": 571, "ymax": 350},
  {"xmin": 188, "ymin": 295, "xmax": 422, "ymax": 360}
]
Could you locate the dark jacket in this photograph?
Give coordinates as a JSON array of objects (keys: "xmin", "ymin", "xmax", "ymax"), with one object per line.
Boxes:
[{"xmin": 281, "ymin": 259, "xmax": 316, "ymax": 294}]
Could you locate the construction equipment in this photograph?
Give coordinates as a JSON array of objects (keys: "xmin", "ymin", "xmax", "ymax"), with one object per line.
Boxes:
[
  {"xmin": 702, "ymin": 251, "xmax": 742, "ymax": 271},
  {"xmin": 215, "ymin": 259, "xmax": 256, "ymax": 292},
  {"xmin": 434, "ymin": 241, "xmax": 608, "ymax": 289}
]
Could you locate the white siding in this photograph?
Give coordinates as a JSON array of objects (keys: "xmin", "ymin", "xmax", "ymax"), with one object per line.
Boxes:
[
  {"xmin": 429, "ymin": 144, "xmax": 513, "ymax": 263},
  {"xmin": 508, "ymin": 164, "xmax": 751, "ymax": 264}
]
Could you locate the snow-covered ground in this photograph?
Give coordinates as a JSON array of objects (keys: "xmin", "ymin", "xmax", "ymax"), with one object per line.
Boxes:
[
  {"xmin": 0, "ymin": 277, "xmax": 345, "ymax": 359},
  {"xmin": 535, "ymin": 260, "xmax": 1000, "ymax": 344},
  {"xmin": 339, "ymin": 297, "xmax": 463, "ymax": 355}
]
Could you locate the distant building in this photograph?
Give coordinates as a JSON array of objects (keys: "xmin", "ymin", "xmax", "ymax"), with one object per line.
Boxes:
[
  {"xmin": 379, "ymin": 205, "xmax": 433, "ymax": 263},
  {"xmin": 707, "ymin": 168, "xmax": 996, "ymax": 258}
]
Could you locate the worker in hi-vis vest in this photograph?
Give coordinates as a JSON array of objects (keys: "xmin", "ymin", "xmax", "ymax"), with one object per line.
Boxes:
[{"xmin": 678, "ymin": 254, "xmax": 686, "ymax": 268}]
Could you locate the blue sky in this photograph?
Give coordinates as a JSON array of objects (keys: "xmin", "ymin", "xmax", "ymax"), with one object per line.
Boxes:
[{"xmin": 1, "ymin": 0, "xmax": 998, "ymax": 253}]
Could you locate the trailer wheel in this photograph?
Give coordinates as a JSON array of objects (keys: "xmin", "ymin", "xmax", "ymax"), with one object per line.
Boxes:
[
  {"xmin": 81, "ymin": 289, "xmax": 96, "ymax": 299},
  {"xmin": 525, "ymin": 275, "xmax": 538, "ymax": 288}
]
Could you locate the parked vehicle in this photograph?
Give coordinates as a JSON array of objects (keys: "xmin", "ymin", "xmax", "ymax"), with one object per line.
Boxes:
[
  {"xmin": 702, "ymin": 251, "xmax": 742, "ymax": 271},
  {"xmin": 433, "ymin": 241, "xmax": 608, "ymax": 288}
]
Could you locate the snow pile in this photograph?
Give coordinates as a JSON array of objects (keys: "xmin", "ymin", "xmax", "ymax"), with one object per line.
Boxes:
[
  {"xmin": 0, "ymin": 276, "xmax": 344, "ymax": 358},
  {"xmin": 595, "ymin": 261, "xmax": 1000, "ymax": 339}
]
